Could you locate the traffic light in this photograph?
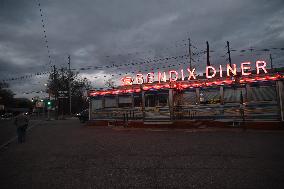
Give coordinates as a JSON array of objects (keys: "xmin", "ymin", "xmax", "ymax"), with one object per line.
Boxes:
[{"xmin": 45, "ymin": 99, "xmax": 52, "ymax": 109}]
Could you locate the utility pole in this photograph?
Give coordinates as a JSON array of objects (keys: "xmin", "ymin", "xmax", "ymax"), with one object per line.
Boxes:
[
  {"xmin": 60, "ymin": 68, "xmax": 65, "ymax": 119},
  {"xmin": 53, "ymin": 65, "xmax": 58, "ymax": 120},
  {"xmin": 206, "ymin": 41, "xmax": 211, "ymax": 76},
  {"xmin": 269, "ymin": 54, "xmax": 273, "ymax": 70},
  {"xmin": 188, "ymin": 38, "xmax": 192, "ymax": 70},
  {"xmin": 206, "ymin": 41, "xmax": 210, "ymax": 66},
  {"xmin": 68, "ymin": 55, "xmax": 72, "ymax": 115},
  {"xmin": 227, "ymin": 41, "xmax": 232, "ymax": 67}
]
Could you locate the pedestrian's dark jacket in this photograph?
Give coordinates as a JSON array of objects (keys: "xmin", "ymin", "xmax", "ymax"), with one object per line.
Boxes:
[{"xmin": 14, "ymin": 113, "xmax": 29, "ymax": 128}]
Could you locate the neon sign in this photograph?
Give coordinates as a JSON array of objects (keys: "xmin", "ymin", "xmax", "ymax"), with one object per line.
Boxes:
[
  {"xmin": 121, "ymin": 61, "xmax": 268, "ymax": 85},
  {"xmin": 90, "ymin": 74, "xmax": 283, "ymax": 97}
]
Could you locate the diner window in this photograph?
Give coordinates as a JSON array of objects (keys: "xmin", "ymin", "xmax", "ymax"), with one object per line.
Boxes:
[
  {"xmin": 104, "ymin": 96, "xmax": 117, "ymax": 108},
  {"xmin": 157, "ymin": 94, "xmax": 168, "ymax": 106},
  {"xmin": 224, "ymin": 87, "xmax": 246, "ymax": 103},
  {"xmin": 92, "ymin": 98, "xmax": 103, "ymax": 110},
  {"xmin": 118, "ymin": 95, "xmax": 132, "ymax": 108},
  {"xmin": 179, "ymin": 90, "xmax": 197, "ymax": 105},
  {"xmin": 134, "ymin": 94, "xmax": 142, "ymax": 107},
  {"xmin": 248, "ymin": 85, "xmax": 277, "ymax": 102},
  {"xmin": 145, "ymin": 94, "xmax": 156, "ymax": 107},
  {"xmin": 200, "ymin": 87, "xmax": 220, "ymax": 104}
]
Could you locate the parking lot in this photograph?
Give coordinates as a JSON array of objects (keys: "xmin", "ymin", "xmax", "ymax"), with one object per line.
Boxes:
[{"xmin": 1, "ymin": 119, "xmax": 284, "ymax": 188}]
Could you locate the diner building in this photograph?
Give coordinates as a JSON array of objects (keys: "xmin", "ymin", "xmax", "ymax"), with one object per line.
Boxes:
[{"xmin": 88, "ymin": 68, "xmax": 284, "ymax": 127}]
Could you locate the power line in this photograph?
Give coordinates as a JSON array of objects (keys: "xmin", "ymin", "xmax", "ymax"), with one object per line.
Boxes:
[{"xmin": 36, "ymin": 0, "xmax": 53, "ymax": 67}]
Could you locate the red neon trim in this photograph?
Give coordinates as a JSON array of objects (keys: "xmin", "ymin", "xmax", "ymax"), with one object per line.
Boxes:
[
  {"xmin": 134, "ymin": 88, "xmax": 141, "ymax": 93},
  {"xmin": 143, "ymin": 86, "xmax": 149, "ymax": 90},
  {"xmin": 89, "ymin": 73, "xmax": 283, "ymax": 96}
]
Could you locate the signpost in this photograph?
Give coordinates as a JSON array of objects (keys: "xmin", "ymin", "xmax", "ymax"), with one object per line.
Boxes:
[
  {"xmin": 58, "ymin": 91, "xmax": 68, "ymax": 119},
  {"xmin": 58, "ymin": 91, "xmax": 68, "ymax": 99}
]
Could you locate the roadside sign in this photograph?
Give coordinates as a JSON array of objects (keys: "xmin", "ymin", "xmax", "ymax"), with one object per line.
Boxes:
[
  {"xmin": 36, "ymin": 101, "xmax": 44, "ymax": 108},
  {"xmin": 58, "ymin": 90, "xmax": 68, "ymax": 99},
  {"xmin": 58, "ymin": 90, "xmax": 68, "ymax": 93}
]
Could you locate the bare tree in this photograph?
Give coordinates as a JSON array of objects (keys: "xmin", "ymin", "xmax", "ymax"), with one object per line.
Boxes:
[
  {"xmin": 105, "ymin": 78, "xmax": 115, "ymax": 89},
  {"xmin": 47, "ymin": 67, "xmax": 91, "ymax": 113}
]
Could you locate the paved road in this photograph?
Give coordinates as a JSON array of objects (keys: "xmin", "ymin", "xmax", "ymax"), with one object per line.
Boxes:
[
  {"xmin": 0, "ymin": 119, "xmax": 42, "ymax": 146},
  {"xmin": 0, "ymin": 119, "xmax": 284, "ymax": 188},
  {"xmin": 0, "ymin": 120, "xmax": 16, "ymax": 145}
]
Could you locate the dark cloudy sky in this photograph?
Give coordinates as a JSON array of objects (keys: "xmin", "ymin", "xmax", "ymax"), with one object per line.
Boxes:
[{"xmin": 0, "ymin": 0, "xmax": 284, "ymax": 98}]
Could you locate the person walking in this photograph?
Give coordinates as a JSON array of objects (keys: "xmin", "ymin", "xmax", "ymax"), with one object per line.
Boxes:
[{"xmin": 14, "ymin": 112, "xmax": 29, "ymax": 143}]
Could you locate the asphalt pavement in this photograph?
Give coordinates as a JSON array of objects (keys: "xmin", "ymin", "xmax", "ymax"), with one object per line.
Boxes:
[
  {"xmin": 0, "ymin": 118, "xmax": 42, "ymax": 148},
  {"xmin": 0, "ymin": 119, "xmax": 284, "ymax": 188},
  {"xmin": 0, "ymin": 119, "xmax": 16, "ymax": 145}
]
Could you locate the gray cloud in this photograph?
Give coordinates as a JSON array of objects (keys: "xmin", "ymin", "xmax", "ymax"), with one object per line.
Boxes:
[{"xmin": 0, "ymin": 0, "xmax": 284, "ymax": 98}]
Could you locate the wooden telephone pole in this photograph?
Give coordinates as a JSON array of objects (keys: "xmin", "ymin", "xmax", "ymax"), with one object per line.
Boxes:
[
  {"xmin": 206, "ymin": 41, "xmax": 210, "ymax": 66},
  {"xmin": 226, "ymin": 41, "xmax": 232, "ymax": 67},
  {"xmin": 68, "ymin": 55, "xmax": 72, "ymax": 115},
  {"xmin": 53, "ymin": 65, "xmax": 58, "ymax": 120},
  {"xmin": 188, "ymin": 38, "xmax": 192, "ymax": 69}
]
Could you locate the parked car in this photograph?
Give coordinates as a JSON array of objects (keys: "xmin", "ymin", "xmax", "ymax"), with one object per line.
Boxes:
[
  {"xmin": 76, "ymin": 109, "xmax": 89, "ymax": 123},
  {"xmin": 1, "ymin": 113, "xmax": 13, "ymax": 120}
]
